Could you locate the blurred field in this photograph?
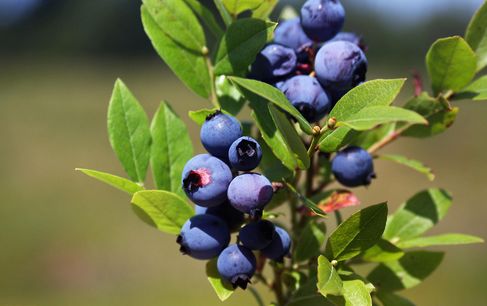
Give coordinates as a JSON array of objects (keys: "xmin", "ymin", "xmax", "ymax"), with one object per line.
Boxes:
[{"xmin": 0, "ymin": 55, "xmax": 486, "ymax": 305}]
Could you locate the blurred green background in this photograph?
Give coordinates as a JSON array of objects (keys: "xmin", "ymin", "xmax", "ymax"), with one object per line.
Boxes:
[{"xmin": 1, "ymin": 0, "xmax": 486, "ymax": 305}]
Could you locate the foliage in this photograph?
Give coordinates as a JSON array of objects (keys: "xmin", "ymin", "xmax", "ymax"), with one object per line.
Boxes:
[{"xmin": 78, "ymin": 1, "xmax": 486, "ymax": 305}]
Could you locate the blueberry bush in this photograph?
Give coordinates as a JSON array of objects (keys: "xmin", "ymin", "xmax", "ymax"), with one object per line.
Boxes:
[{"xmin": 77, "ymin": 0, "xmax": 487, "ymax": 305}]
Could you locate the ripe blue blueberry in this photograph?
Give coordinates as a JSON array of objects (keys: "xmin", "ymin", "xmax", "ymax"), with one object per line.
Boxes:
[
  {"xmin": 182, "ymin": 154, "xmax": 233, "ymax": 207},
  {"xmin": 217, "ymin": 244, "xmax": 256, "ymax": 289},
  {"xmin": 228, "ymin": 173, "xmax": 273, "ymax": 217},
  {"xmin": 280, "ymin": 75, "xmax": 332, "ymax": 122},
  {"xmin": 274, "ymin": 18, "xmax": 313, "ymax": 52},
  {"xmin": 331, "ymin": 146, "xmax": 376, "ymax": 187},
  {"xmin": 261, "ymin": 226, "xmax": 292, "ymax": 262},
  {"xmin": 195, "ymin": 201, "xmax": 244, "ymax": 232},
  {"xmin": 300, "ymin": 0, "xmax": 345, "ymax": 42},
  {"xmin": 250, "ymin": 44, "xmax": 297, "ymax": 81},
  {"xmin": 200, "ymin": 111, "xmax": 242, "ymax": 160},
  {"xmin": 177, "ymin": 214, "xmax": 230, "ymax": 260},
  {"xmin": 329, "ymin": 32, "xmax": 366, "ymax": 51},
  {"xmin": 239, "ymin": 220, "xmax": 276, "ymax": 250},
  {"xmin": 228, "ymin": 136, "xmax": 262, "ymax": 171},
  {"xmin": 315, "ymin": 41, "xmax": 367, "ymax": 102}
]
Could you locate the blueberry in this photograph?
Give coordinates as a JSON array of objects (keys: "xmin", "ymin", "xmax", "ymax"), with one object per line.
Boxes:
[
  {"xmin": 261, "ymin": 226, "xmax": 292, "ymax": 261},
  {"xmin": 329, "ymin": 32, "xmax": 366, "ymax": 51},
  {"xmin": 217, "ymin": 244, "xmax": 256, "ymax": 289},
  {"xmin": 227, "ymin": 173, "xmax": 273, "ymax": 217},
  {"xmin": 280, "ymin": 75, "xmax": 332, "ymax": 122},
  {"xmin": 177, "ymin": 214, "xmax": 230, "ymax": 260},
  {"xmin": 274, "ymin": 18, "xmax": 313, "ymax": 52},
  {"xmin": 200, "ymin": 111, "xmax": 242, "ymax": 160},
  {"xmin": 314, "ymin": 41, "xmax": 367, "ymax": 102},
  {"xmin": 182, "ymin": 154, "xmax": 233, "ymax": 207},
  {"xmin": 195, "ymin": 201, "xmax": 245, "ymax": 232},
  {"xmin": 331, "ymin": 146, "xmax": 376, "ymax": 187},
  {"xmin": 228, "ymin": 136, "xmax": 262, "ymax": 171},
  {"xmin": 239, "ymin": 220, "xmax": 276, "ymax": 250},
  {"xmin": 300, "ymin": 0, "xmax": 345, "ymax": 42},
  {"xmin": 250, "ymin": 44, "xmax": 297, "ymax": 81}
]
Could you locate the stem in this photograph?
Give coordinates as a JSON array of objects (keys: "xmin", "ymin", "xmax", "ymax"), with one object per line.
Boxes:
[
  {"xmin": 272, "ymin": 265, "xmax": 285, "ymax": 305},
  {"xmin": 249, "ymin": 287, "xmax": 266, "ymax": 306},
  {"xmin": 367, "ymin": 124, "xmax": 410, "ymax": 154},
  {"xmin": 204, "ymin": 51, "xmax": 219, "ymax": 108},
  {"xmin": 306, "ymin": 153, "xmax": 315, "ymax": 197}
]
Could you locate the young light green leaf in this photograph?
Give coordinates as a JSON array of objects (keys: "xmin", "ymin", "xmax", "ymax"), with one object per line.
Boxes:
[
  {"xmin": 269, "ymin": 105, "xmax": 310, "ymax": 170},
  {"xmin": 223, "ymin": 0, "xmax": 264, "ymax": 15},
  {"xmin": 151, "ymin": 101, "xmax": 193, "ymax": 197},
  {"xmin": 367, "ymin": 251, "xmax": 444, "ymax": 291},
  {"xmin": 131, "ymin": 190, "xmax": 193, "ymax": 235},
  {"xmin": 376, "ymin": 291, "xmax": 415, "ymax": 306},
  {"xmin": 319, "ymin": 79, "xmax": 406, "ymax": 152},
  {"xmin": 383, "ymin": 189, "xmax": 452, "ymax": 242},
  {"xmin": 465, "ymin": 1, "xmax": 487, "ymax": 71},
  {"xmin": 188, "ymin": 108, "xmax": 220, "ymax": 125},
  {"xmin": 76, "ymin": 168, "xmax": 144, "ymax": 195},
  {"xmin": 184, "ymin": 0, "xmax": 224, "ymax": 39},
  {"xmin": 252, "ymin": 0, "xmax": 278, "ymax": 19},
  {"xmin": 141, "ymin": 4, "xmax": 211, "ymax": 98},
  {"xmin": 206, "ymin": 258, "xmax": 235, "ymax": 301},
  {"xmin": 324, "ymin": 203, "xmax": 388, "ymax": 261},
  {"xmin": 379, "ymin": 154, "xmax": 435, "ymax": 181},
  {"xmin": 330, "ymin": 279, "xmax": 372, "ymax": 306},
  {"xmin": 108, "ymin": 79, "xmax": 151, "ymax": 183},
  {"xmin": 142, "ymin": 0, "xmax": 206, "ymax": 53},
  {"xmin": 362, "ymin": 239, "xmax": 404, "ymax": 263},
  {"xmin": 397, "ymin": 233, "xmax": 484, "ymax": 249},
  {"xmin": 317, "ymin": 255, "xmax": 343, "ymax": 297},
  {"xmin": 426, "ymin": 36, "xmax": 477, "ymax": 95},
  {"xmin": 337, "ymin": 106, "xmax": 427, "ymax": 131},
  {"xmin": 230, "ymin": 77, "xmax": 313, "ymax": 134},
  {"xmin": 216, "ymin": 76, "xmax": 247, "ymax": 115},
  {"xmin": 455, "ymin": 75, "xmax": 487, "ymax": 101},
  {"xmin": 294, "ymin": 222, "xmax": 327, "ymax": 262},
  {"xmin": 285, "ymin": 182, "xmax": 327, "ymax": 217},
  {"xmin": 215, "ymin": 19, "xmax": 276, "ymax": 76},
  {"xmin": 214, "ymin": 0, "xmax": 232, "ymax": 26},
  {"xmin": 402, "ymin": 93, "xmax": 458, "ymax": 138}
]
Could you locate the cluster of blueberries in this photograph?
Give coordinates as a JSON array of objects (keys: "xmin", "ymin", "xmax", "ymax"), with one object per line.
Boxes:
[
  {"xmin": 250, "ymin": 0, "xmax": 367, "ymax": 123},
  {"xmin": 177, "ymin": 111, "xmax": 291, "ymax": 289}
]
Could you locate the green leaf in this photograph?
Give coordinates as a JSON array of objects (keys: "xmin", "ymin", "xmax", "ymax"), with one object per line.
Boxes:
[
  {"xmin": 215, "ymin": 19, "xmax": 276, "ymax": 76},
  {"xmin": 402, "ymin": 93, "xmax": 458, "ymax": 138},
  {"xmin": 108, "ymin": 79, "xmax": 151, "ymax": 183},
  {"xmin": 379, "ymin": 154, "xmax": 435, "ymax": 181},
  {"xmin": 455, "ymin": 75, "xmax": 487, "ymax": 101},
  {"xmin": 351, "ymin": 123, "xmax": 396, "ymax": 150},
  {"xmin": 252, "ymin": 0, "xmax": 278, "ymax": 19},
  {"xmin": 294, "ymin": 222, "xmax": 327, "ymax": 262},
  {"xmin": 131, "ymin": 190, "xmax": 193, "ymax": 235},
  {"xmin": 397, "ymin": 233, "xmax": 484, "ymax": 249},
  {"xmin": 319, "ymin": 79, "xmax": 406, "ymax": 152},
  {"xmin": 285, "ymin": 182, "xmax": 327, "ymax": 217},
  {"xmin": 216, "ymin": 76, "xmax": 246, "ymax": 115},
  {"xmin": 362, "ymin": 239, "xmax": 404, "ymax": 263},
  {"xmin": 142, "ymin": 0, "xmax": 206, "ymax": 52},
  {"xmin": 141, "ymin": 4, "xmax": 211, "ymax": 98},
  {"xmin": 376, "ymin": 291, "xmax": 415, "ymax": 306},
  {"xmin": 465, "ymin": 1, "xmax": 487, "ymax": 71},
  {"xmin": 150, "ymin": 101, "xmax": 193, "ymax": 197},
  {"xmin": 426, "ymin": 36, "xmax": 477, "ymax": 95},
  {"xmin": 269, "ymin": 105, "xmax": 310, "ymax": 170},
  {"xmin": 329, "ymin": 279, "xmax": 372, "ymax": 306},
  {"xmin": 324, "ymin": 203, "xmax": 388, "ymax": 261},
  {"xmin": 214, "ymin": 0, "xmax": 232, "ymax": 26},
  {"xmin": 383, "ymin": 189, "xmax": 452, "ymax": 242},
  {"xmin": 338, "ymin": 106, "xmax": 427, "ymax": 131},
  {"xmin": 188, "ymin": 108, "xmax": 219, "ymax": 125},
  {"xmin": 259, "ymin": 138, "xmax": 293, "ymax": 181},
  {"xmin": 367, "ymin": 251, "xmax": 444, "ymax": 291},
  {"xmin": 230, "ymin": 77, "xmax": 313, "ymax": 134},
  {"xmin": 184, "ymin": 0, "xmax": 224, "ymax": 39},
  {"xmin": 76, "ymin": 168, "xmax": 144, "ymax": 195},
  {"xmin": 206, "ymin": 258, "xmax": 235, "ymax": 301},
  {"xmin": 223, "ymin": 0, "xmax": 264, "ymax": 15},
  {"xmin": 317, "ymin": 255, "xmax": 343, "ymax": 297}
]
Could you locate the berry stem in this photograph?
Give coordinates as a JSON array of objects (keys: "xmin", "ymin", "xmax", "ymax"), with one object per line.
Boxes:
[{"xmin": 204, "ymin": 52, "xmax": 220, "ymax": 108}]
